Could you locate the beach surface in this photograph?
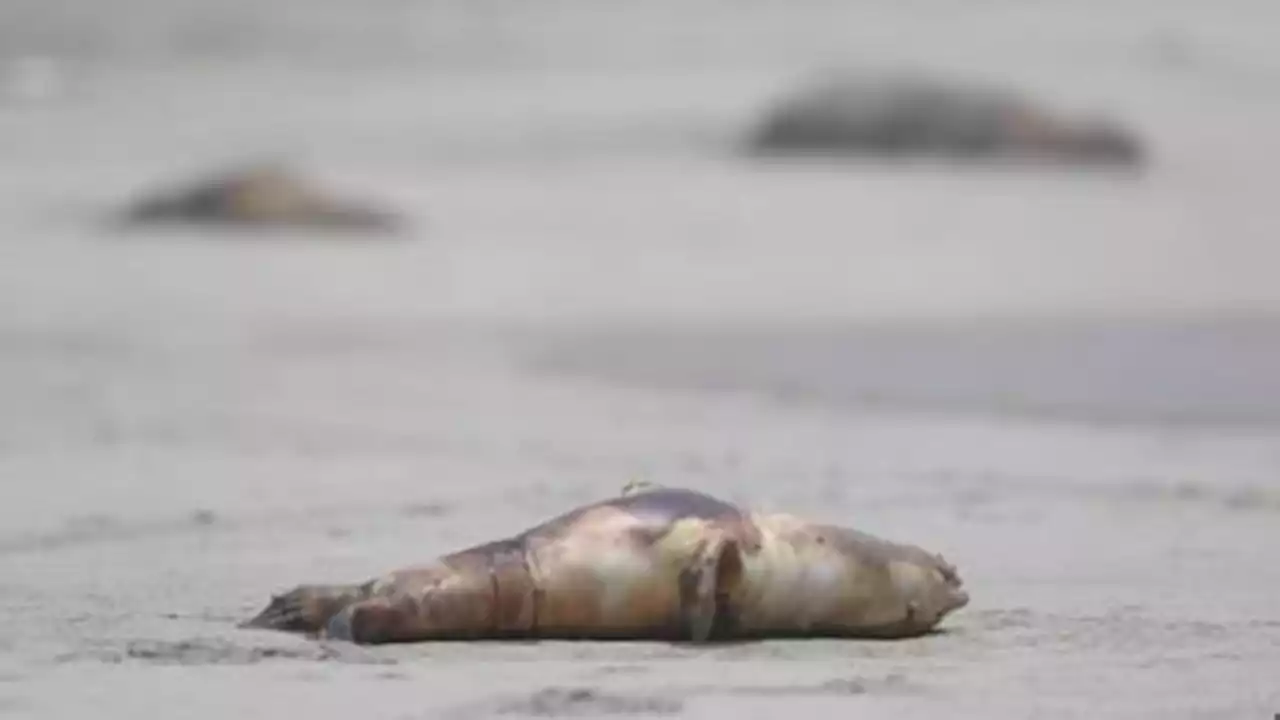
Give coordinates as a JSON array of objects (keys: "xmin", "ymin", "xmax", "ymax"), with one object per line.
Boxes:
[{"xmin": 1, "ymin": 1, "xmax": 1279, "ymax": 717}]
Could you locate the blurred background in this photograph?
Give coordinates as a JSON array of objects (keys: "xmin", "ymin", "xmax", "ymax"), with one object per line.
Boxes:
[{"xmin": 1, "ymin": 1, "xmax": 1278, "ymax": 718}]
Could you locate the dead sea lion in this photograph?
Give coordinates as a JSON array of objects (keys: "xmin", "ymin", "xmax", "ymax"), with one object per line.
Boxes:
[
  {"xmin": 241, "ymin": 486, "xmax": 968, "ymax": 644},
  {"xmin": 117, "ymin": 162, "xmax": 403, "ymax": 232},
  {"xmin": 747, "ymin": 70, "xmax": 1145, "ymax": 167}
]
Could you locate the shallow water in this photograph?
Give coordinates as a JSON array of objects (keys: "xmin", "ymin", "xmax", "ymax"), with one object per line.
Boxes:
[{"xmin": 2, "ymin": 0, "xmax": 1280, "ymax": 718}]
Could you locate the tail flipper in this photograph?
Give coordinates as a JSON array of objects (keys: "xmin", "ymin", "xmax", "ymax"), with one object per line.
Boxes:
[{"xmin": 240, "ymin": 583, "xmax": 370, "ymax": 635}]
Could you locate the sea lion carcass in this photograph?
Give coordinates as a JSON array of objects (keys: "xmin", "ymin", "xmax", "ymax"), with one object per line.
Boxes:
[
  {"xmin": 117, "ymin": 162, "xmax": 403, "ymax": 232},
  {"xmin": 747, "ymin": 70, "xmax": 1145, "ymax": 166},
  {"xmin": 240, "ymin": 485, "xmax": 969, "ymax": 644}
]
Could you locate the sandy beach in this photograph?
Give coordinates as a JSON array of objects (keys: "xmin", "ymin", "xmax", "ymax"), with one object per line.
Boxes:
[{"xmin": 1, "ymin": 0, "xmax": 1279, "ymax": 717}]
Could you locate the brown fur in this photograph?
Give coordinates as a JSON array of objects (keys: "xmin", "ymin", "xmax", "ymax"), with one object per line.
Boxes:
[
  {"xmin": 119, "ymin": 163, "xmax": 403, "ymax": 232},
  {"xmin": 241, "ymin": 487, "xmax": 967, "ymax": 644}
]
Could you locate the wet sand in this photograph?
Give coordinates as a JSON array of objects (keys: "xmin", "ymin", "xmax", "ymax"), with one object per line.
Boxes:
[{"xmin": 3, "ymin": 0, "xmax": 1280, "ymax": 717}]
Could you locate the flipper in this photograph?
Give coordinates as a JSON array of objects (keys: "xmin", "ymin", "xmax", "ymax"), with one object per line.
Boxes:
[{"xmin": 239, "ymin": 583, "xmax": 370, "ymax": 635}]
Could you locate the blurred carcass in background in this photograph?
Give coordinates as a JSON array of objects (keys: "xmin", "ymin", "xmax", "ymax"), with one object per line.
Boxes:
[{"xmin": 746, "ymin": 69, "xmax": 1146, "ymax": 168}]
